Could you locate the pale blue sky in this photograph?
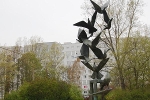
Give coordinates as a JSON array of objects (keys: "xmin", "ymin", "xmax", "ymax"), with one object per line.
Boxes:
[{"xmin": 0, "ymin": 0, "xmax": 150, "ymax": 46}]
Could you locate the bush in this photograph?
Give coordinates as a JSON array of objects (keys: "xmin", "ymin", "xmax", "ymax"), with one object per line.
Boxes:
[
  {"xmin": 5, "ymin": 78, "xmax": 83, "ymax": 100},
  {"xmin": 69, "ymin": 84, "xmax": 84, "ymax": 100},
  {"xmin": 23, "ymin": 78, "xmax": 70, "ymax": 100},
  {"xmin": 106, "ymin": 89, "xmax": 150, "ymax": 100},
  {"xmin": 5, "ymin": 82, "xmax": 29, "ymax": 100},
  {"xmin": 4, "ymin": 91, "xmax": 21, "ymax": 100}
]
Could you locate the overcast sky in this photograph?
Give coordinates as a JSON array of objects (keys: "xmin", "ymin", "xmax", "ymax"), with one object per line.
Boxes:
[{"xmin": 0, "ymin": 0, "xmax": 150, "ymax": 46}]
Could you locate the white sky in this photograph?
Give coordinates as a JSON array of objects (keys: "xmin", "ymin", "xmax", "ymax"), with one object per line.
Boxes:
[{"xmin": 0, "ymin": 0, "xmax": 150, "ymax": 46}]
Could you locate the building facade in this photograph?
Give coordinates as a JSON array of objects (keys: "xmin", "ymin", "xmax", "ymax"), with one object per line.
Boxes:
[{"xmin": 61, "ymin": 41, "xmax": 112, "ymax": 97}]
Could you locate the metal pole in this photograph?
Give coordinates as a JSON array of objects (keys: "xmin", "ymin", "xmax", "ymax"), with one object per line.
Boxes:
[
  {"xmin": 93, "ymin": 80, "xmax": 98, "ymax": 100},
  {"xmin": 90, "ymin": 82, "xmax": 94, "ymax": 100}
]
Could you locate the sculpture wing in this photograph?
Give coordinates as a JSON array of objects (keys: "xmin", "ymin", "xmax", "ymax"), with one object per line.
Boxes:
[
  {"xmin": 91, "ymin": 72, "xmax": 103, "ymax": 79},
  {"xmin": 107, "ymin": 18, "xmax": 113, "ymax": 28},
  {"xmin": 78, "ymin": 55, "xmax": 85, "ymax": 60},
  {"xmin": 78, "ymin": 55, "xmax": 89, "ymax": 62},
  {"xmin": 90, "ymin": 0, "xmax": 102, "ymax": 14},
  {"xmin": 91, "ymin": 72, "xmax": 96, "ymax": 79},
  {"xmin": 97, "ymin": 72, "xmax": 103, "ymax": 79},
  {"xmin": 91, "ymin": 11, "xmax": 97, "ymax": 26},
  {"xmin": 73, "ymin": 21, "xmax": 89, "ymax": 28},
  {"xmin": 83, "ymin": 39, "xmax": 92, "ymax": 47},
  {"xmin": 80, "ymin": 44, "xmax": 89, "ymax": 58},
  {"xmin": 77, "ymin": 28, "xmax": 83, "ymax": 43},
  {"xmin": 101, "ymin": 0, "xmax": 110, "ymax": 10},
  {"xmin": 74, "ymin": 21, "xmax": 97, "ymax": 33},
  {"xmin": 81, "ymin": 61, "xmax": 93, "ymax": 71},
  {"xmin": 103, "ymin": 9, "xmax": 110, "ymax": 24},
  {"xmin": 103, "ymin": 48, "xmax": 111, "ymax": 58},
  {"xmin": 96, "ymin": 58, "xmax": 109, "ymax": 72},
  {"xmin": 77, "ymin": 29, "xmax": 88, "ymax": 43},
  {"xmin": 103, "ymin": 18, "xmax": 113, "ymax": 30},
  {"xmin": 92, "ymin": 32, "xmax": 102, "ymax": 47},
  {"xmin": 91, "ymin": 47, "xmax": 104, "ymax": 59}
]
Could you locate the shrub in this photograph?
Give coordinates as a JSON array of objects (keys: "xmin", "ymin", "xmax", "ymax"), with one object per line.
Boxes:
[
  {"xmin": 106, "ymin": 89, "xmax": 150, "ymax": 100},
  {"xmin": 24, "ymin": 78, "xmax": 70, "ymax": 100},
  {"xmin": 4, "ymin": 91, "xmax": 21, "ymax": 100},
  {"xmin": 69, "ymin": 84, "xmax": 84, "ymax": 100},
  {"xmin": 5, "ymin": 78, "xmax": 83, "ymax": 100}
]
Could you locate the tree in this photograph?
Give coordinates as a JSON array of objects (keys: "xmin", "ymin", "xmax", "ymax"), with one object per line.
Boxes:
[
  {"xmin": 0, "ymin": 49, "xmax": 16, "ymax": 98},
  {"xmin": 12, "ymin": 37, "xmax": 67, "ymax": 88},
  {"xmin": 82, "ymin": 0, "xmax": 144, "ymax": 89},
  {"xmin": 14, "ymin": 36, "xmax": 51, "ymax": 86},
  {"xmin": 121, "ymin": 34, "xmax": 150, "ymax": 89},
  {"xmin": 17, "ymin": 52, "xmax": 41, "ymax": 83},
  {"xmin": 0, "ymin": 36, "xmax": 66, "ymax": 98},
  {"xmin": 11, "ymin": 44, "xmax": 22, "ymax": 90},
  {"xmin": 15, "ymin": 36, "xmax": 49, "ymax": 61},
  {"xmin": 67, "ymin": 58, "xmax": 84, "ymax": 87},
  {"xmin": 42, "ymin": 42, "xmax": 65, "ymax": 80}
]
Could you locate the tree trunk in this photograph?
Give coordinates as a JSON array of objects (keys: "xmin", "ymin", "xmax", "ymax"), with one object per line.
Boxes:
[{"xmin": 118, "ymin": 66, "xmax": 126, "ymax": 89}]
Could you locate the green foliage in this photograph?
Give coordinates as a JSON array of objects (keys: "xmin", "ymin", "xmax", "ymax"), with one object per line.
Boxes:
[
  {"xmin": 106, "ymin": 89, "xmax": 150, "ymax": 100},
  {"xmin": 18, "ymin": 82, "xmax": 30, "ymax": 100},
  {"xmin": 4, "ymin": 91, "xmax": 21, "ymax": 100},
  {"xmin": 69, "ymin": 84, "xmax": 84, "ymax": 100},
  {"xmin": 5, "ymin": 78, "xmax": 83, "ymax": 100},
  {"xmin": 23, "ymin": 78, "xmax": 70, "ymax": 100},
  {"xmin": 40, "ymin": 42, "xmax": 65, "ymax": 80},
  {"xmin": 110, "ymin": 35, "xmax": 150, "ymax": 89},
  {"xmin": 18, "ymin": 52, "xmax": 42, "ymax": 82},
  {"xmin": 18, "ymin": 52, "xmax": 41, "ymax": 70},
  {"xmin": 4, "ymin": 82, "xmax": 29, "ymax": 100}
]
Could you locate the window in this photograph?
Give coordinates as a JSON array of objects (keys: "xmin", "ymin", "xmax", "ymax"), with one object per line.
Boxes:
[
  {"xmin": 82, "ymin": 80, "xmax": 87, "ymax": 85},
  {"xmin": 84, "ymin": 91, "xmax": 87, "ymax": 93},
  {"xmin": 71, "ymin": 51, "xmax": 75, "ymax": 56},
  {"xmin": 76, "ymin": 51, "xmax": 80, "ymax": 55}
]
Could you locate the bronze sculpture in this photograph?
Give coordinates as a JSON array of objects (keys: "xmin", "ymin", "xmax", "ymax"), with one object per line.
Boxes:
[{"xmin": 73, "ymin": 0, "xmax": 113, "ymax": 100}]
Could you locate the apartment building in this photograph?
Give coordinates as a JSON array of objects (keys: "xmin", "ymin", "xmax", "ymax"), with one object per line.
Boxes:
[
  {"xmin": 62, "ymin": 42, "xmax": 89, "ymax": 96},
  {"xmin": 61, "ymin": 41, "xmax": 112, "ymax": 97},
  {"xmin": 62, "ymin": 42, "xmax": 81, "ymax": 66}
]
